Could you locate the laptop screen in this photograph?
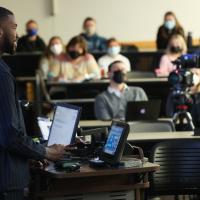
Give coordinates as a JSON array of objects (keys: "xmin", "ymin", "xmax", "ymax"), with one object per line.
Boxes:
[
  {"xmin": 126, "ymin": 100, "xmax": 161, "ymax": 121},
  {"xmin": 47, "ymin": 104, "xmax": 81, "ymax": 146},
  {"xmin": 37, "ymin": 117, "xmax": 52, "ymax": 140}
]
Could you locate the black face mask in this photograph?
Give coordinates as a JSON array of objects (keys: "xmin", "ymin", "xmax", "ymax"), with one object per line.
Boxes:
[
  {"xmin": 112, "ymin": 70, "xmax": 125, "ymax": 84},
  {"xmin": 170, "ymin": 46, "xmax": 182, "ymax": 53},
  {"xmin": 68, "ymin": 51, "xmax": 82, "ymax": 59}
]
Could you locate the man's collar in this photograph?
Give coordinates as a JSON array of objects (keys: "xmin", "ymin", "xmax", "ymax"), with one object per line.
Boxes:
[
  {"xmin": 0, "ymin": 58, "xmax": 12, "ymax": 74},
  {"xmin": 108, "ymin": 83, "xmax": 129, "ymax": 97}
]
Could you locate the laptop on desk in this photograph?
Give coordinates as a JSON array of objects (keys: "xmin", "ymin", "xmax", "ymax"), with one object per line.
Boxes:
[
  {"xmin": 125, "ymin": 100, "xmax": 161, "ymax": 121},
  {"xmin": 37, "ymin": 103, "xmax": 81, "ymax": 146}
]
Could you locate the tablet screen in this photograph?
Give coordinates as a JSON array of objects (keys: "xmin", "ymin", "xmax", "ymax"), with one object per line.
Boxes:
[
  {"xmin": 37, "ymin": 117, "xmax": 52, "ymax": 140},
  {"xmin": 47, "ymin": 105, "xmax": 80, "ymax": 146},
  {"xmin": 103, "ymin": 125, "xmax": 124, "ymax": 155}
]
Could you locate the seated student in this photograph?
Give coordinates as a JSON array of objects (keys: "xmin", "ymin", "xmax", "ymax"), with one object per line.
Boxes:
[
  {"xmin": 40, "ymin": 36, "xmax": 66, "ymax": 80},
  {"xmin": 61, "ymin": 35, "xmax": 100, "ymax": 82},
  {"xmin": 17, "ymin": 19, "xmax": 46, "ymax": 52},
  {"xmin": 156, "ymin": 11, "xmax": 185, "ymax": 50},
  {"xmin": 98, "ymin": 38, "xmax": 131, "ymax": 77},
  {"xmin": 155, "ymin": 34, "xmax": 187, "ymax": 77},
  {"xmin": 80, "ymin": 17, "xmax": 106, "ymax": 52},
  {"xmin": 94, "ymin": 61, "xmax": 148, "ymax": 120}
]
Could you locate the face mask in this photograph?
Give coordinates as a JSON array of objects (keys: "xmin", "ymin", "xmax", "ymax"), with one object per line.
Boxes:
[
  {"xmin": 170, "ymin": 46, "xmax": 182, "ymax": 53},
  {"xmin": 112, "ymin": 70, "xmax": 125, "ymax": 84},
  {"xmin": 85, "ymin": 26, "xmax": 96, "ymax": 36},
  {"xmin": 164, "ymin": 20, "xmax": 176, "ymax": 30},
  {"xmin": 50, "ymin": 44, "xmax": 63, "ymax": 55},
  {"xmin": 68, "ymin": 50, "xmax": 82, "ymax": 59},
  {"xmin": 107, "ymin": 46, "xmax": 121, "ymax": 57},
  {"xmin": 27, "ymin": 28, "xmax": 38, "ymax": 37},
  {"xmin": 193, "ymin": 74, "xmax": 200, "ymax": 86}
]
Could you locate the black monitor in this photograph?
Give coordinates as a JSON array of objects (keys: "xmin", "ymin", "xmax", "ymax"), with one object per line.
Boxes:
[
  {"xmin": 2, "ymin": 53, "xmax": 42, "ymax": 77},
  {"xmin": 100, "ymin": 120, "xmax": 130, "ymax": 165},
  {"xmin": 126, "ymin": 100, "xmax": 161, "ymax": 121}
]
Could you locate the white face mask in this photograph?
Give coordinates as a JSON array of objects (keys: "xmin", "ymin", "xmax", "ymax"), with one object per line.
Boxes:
[
  {"xmin": 193, "ymin": 74, "xmax": 200, "ymax": 86},
  {"xmin": 107, "ymin": 46, "xmax": 121, "ymax": 57},
  {"xmin": 50, "ymin": 44, "xmax": 63, "ymax": 55},
  {"xmin": 164, "ymin": 20, "xmax": 176, "ymax": 30}
]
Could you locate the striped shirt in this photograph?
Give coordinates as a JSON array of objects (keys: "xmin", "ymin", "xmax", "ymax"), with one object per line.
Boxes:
[{"xmin": 0, "ymin": 58, "xmax": 46, "ymax": 192}]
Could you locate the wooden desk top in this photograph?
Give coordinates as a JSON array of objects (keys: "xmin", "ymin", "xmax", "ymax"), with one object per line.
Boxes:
[
  {"xmin": 16, "ymin": 76, "xmax": 36, "ymax": 81},
  {"xmin": 79, "ymin": 119, "xmax": 172, "ymax": 128},
  {"xmin": 47, "ymin": 77, "xmax": 168, "ymax": 86},
  {"xmin": 127, "ymin": 131, "xmax": 200, "ymax": 142},
  {"xmin": 79, "ymin": 121, "xmax": 200, "ymax": 142},
  {"xmin": 42, "ymin": 162, "xmax": 159, "ymax": 179},
  {"xmin": 51, "ymin": 98, "xmax": 95, "ymax": 104},
  {"xmin": 79, "ymin": 120, "xmax": 112, "ymax": 127}
]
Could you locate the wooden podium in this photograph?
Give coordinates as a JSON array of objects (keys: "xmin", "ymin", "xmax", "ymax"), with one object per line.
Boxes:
[{"xmin": 32, "ymin": 161, "xmax": 159, "ymax": 200}]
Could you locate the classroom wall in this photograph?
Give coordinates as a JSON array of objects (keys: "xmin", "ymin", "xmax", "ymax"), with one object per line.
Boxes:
[{"xmin": 1, "ymin": 0, "xmax": 200, "ymax": 44}]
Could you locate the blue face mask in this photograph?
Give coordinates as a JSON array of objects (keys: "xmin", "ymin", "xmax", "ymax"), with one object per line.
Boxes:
[
  {"xmin": 107, "ymin": 46, "xmax": 121, "ymax": 57},
  {"xmin": 164, "ymin": 20, "xmax": 176, "ymax": 30},
  {"xmin": 27, "ymin": 29, "xmax": 38, "ymax": 36}
]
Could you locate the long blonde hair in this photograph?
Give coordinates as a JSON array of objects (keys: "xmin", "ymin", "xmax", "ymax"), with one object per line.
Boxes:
[{"xmin": 166, "ymin": 34, "xmax": 187, "ymax": 55}]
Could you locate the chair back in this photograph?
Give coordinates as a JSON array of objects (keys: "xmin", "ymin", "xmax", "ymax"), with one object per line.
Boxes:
[
  {"xmin": 149, "ymin": 140, "xmax": 200, "ymax": 195},
  {"xmin": 129, "ymin": 120, "xmax": 175, "ymax": 133}
]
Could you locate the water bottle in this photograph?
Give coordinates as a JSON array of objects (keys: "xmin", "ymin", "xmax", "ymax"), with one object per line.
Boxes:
[{"xmin": 187, "ymin": 31, "xmax": 193, "ymax": 49}]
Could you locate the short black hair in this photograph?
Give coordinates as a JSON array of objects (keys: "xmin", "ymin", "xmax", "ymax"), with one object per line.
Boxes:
[
  {"xmin": 108, "ymin": 60, "xmax": 124, "ymax": 72},
  {"xmin": 106, "ymin": 37, "xmax": 118, "ymax": 47},
  {"xmin": 83, "ymin": 17, "xmax": 96, "ymax": 27},
  {"xmin": 0, "ymin": 7, "xmax": 13, "ymax": 23},
  {"xmin": 26, "ymin": 19, "xmax": 37, "ymax": 27}
]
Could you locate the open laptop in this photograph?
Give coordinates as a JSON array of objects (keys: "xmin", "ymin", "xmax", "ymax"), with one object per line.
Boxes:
[
  {"xmin": 125, "ymin": 100, "xmax": 161, "ymax": 121},
  {"xmin": 39, "ymin": 103, "xmax": 82, "ymax": 146}
]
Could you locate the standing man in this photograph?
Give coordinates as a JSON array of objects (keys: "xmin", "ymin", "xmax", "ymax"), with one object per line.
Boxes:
[
  {"xmin": 16, "ymin": 19, "xmax": 46, "ymax": 52},
  {"xmin": 80, "ymin": 17, "xmax": 106, "ymax": 52},
  {"xmin": 0, "ymin": 7, "xmax": 65, "ymax": 200}
]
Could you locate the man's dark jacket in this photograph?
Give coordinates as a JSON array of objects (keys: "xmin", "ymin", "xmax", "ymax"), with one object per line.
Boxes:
[{"xmin": 0, "ymin": 58, "xmax": 45, "ymax": 192}]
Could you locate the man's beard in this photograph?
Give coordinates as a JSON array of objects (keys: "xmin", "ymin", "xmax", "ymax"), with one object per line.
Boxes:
[{"xmin": 3, "ymin": 35, "xmax": 16, "ymax": 55}]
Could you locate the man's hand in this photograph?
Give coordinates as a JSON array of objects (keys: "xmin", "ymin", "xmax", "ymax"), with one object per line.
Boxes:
[
  {"xmin": 29, "ymin": 159, "xmax": 49, "ymax": 169},
  {"xmin": 45, "ymin": 144, "xmax": 66, "ymax": 161}
]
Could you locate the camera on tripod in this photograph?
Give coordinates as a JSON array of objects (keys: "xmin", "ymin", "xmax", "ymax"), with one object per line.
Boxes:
[
  {"xmin": 167, "ymin": 54, "xmax": 200, "ymax": 131},
  {"xmin": 168, "ymin": 54, "xmax": 200, "ymax": 88}
]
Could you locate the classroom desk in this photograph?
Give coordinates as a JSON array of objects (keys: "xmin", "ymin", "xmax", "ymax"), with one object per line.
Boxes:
[
  {"xmin": 32, "ymin": 162, "xmax": 159, "ymax": 200},
  {"xmin": 16, "ymin": 76, "xmax": 36, "ymax": 82},
  {"xmin": 127, "ymin": 131, "xmax": 200, "ymax": 157},
  {"xmin": 42, "ymin": 77, "xmax": 170, "ymax": 119},
  {"xmin": 79, "ymin": 120, "xmax": 112, "ymax": 128},
  {"xmin": 45, "ymin": 77, "xmax": 169, "ymax": 100},
  {"xmin": 127, "ymin": 131, "xmax": 197, "ymax": 142},
  {"xmin": 79, "ymin": 119, "xmax": 173, "ymax": 129}
]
